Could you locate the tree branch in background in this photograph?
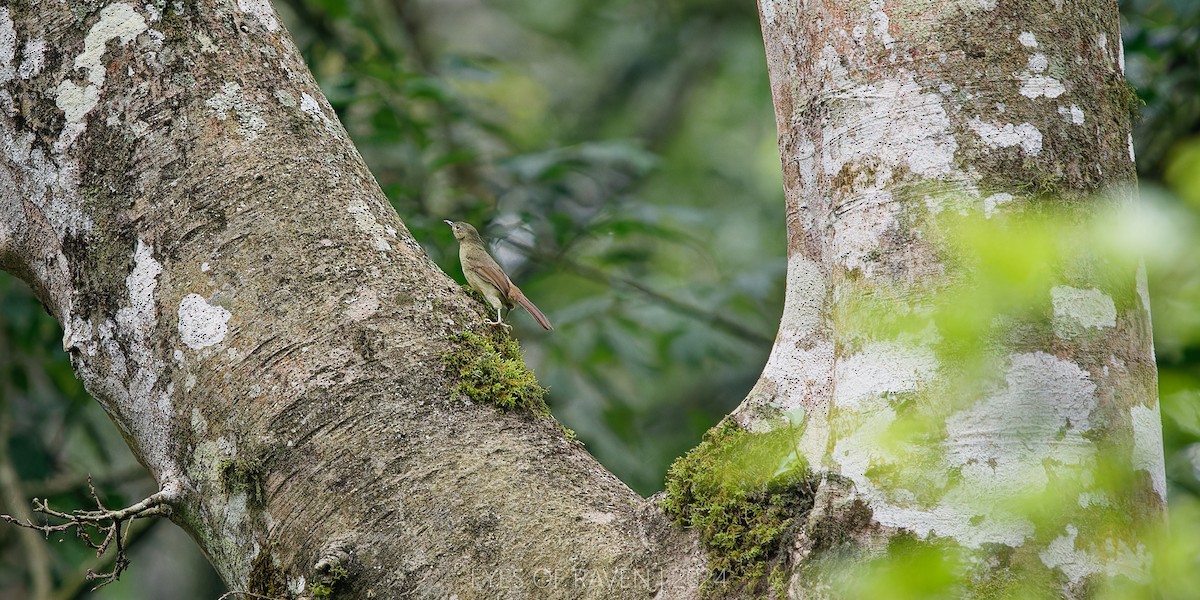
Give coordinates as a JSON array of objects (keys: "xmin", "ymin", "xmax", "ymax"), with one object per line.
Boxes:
[
  {"xmin": 1, "ymin": 478, "xmax": 182, "ymax": 590},
  {"xmin": 51, "ymin": 516, "xmax": 158, "ymax": 600},
  {"xmin": 0, "ymin": 410, "xmax": 53, "ymax": 599},
  {"xmin": 507, "ymin": 239, "xmax": 774, "ymax": 345},
  {"xmin": 26, "ymin": 466, "xmax": 151, "ymax": 501}
]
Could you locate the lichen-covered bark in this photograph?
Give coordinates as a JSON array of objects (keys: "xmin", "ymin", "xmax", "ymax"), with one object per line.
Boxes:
[
  {"xmin": 0, "ymin": 2, "xmax": 704, "ymax": 597},
  {"xmin": 735, "ymin": 0, "xmax": 1163, "ymax": 596}
]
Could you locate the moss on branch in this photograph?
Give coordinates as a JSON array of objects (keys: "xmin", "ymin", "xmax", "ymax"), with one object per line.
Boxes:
[
  {"xmin": 441, "ymin": 330, "xmax": 549, "ymax": 415},
  {"xmin": 661, "ymin": 420, "xmax": 817, "ymax": 598}
]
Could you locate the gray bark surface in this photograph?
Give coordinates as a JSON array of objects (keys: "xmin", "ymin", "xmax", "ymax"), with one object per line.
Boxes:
[
  {"xmin": 0, "ymin": 0, "xmax": 1166, "ymax": 598},
  {"xmin": 0, "ymin": 2, "xmax": 703, "ymax": 597}
]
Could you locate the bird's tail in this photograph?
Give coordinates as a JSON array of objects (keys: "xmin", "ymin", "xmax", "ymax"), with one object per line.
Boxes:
[{"xmin": 513, "ymin": 290, "xmax": 553, "ymax": 330}]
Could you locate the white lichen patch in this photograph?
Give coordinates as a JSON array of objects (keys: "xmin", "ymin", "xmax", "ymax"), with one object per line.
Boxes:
[
  {"xmin": 839, "ymin": 352, "xmax": 1100, "ymax": 550},
  {"xmin": 61, "ymin": 241, "xmax": 178, "ymax": 480},
  {"xmin": 115, "ymin": 241, "xmax": 171, "ymax": 417},
  {"xmin": 120, "ymin": 240, "xmax": 162, "ymax": 329},
  {"xmin": 1077, "ymin": 491, "xmax": 1110, "ymax": 508},
  {"xmin": 821, "ymin": 71, "xmax": 957, "ymax": 179},
  {"xmin": 0, "ymin": 8, "xmax": 15, "ymax": 83},
  {"xmin": 1019, "ymin": 74, "xmax": 1065, "ymax": 100},
  {"xmin": 947, "ymin": 352, "xmax": 1097, "ymax": 469},
  {"xmin": 876, "ymin": 499, "xmax": 1035, "ymax": 549},
  {"xmin": 18, "ymin": 37, "xmax": 46, "ymax": 79},
  {"xmin": 1018, "ymin": 32, "xmax": 1038, "ymax": 48},
  {"xmin": 1039, "ymin": 525, "xmax": 1150, "ymax": 585},
  {"xmin": 1128, "ymin": 132, "xmax": 1136, "ymax": 162},
  {"xmin": 289, "ymin": 576, "xmax": 307, "ymax": 596},
  {"xmin": 191, "ymin": 407, "xmax": 209, "ymax": 437},
  {"xmin": 347, "ymin": 197, "xmax": 393, "ymax": 252},
  {"xmin": 943, "ymin": 353, "xmax": 1096, "ymax": 536},
  {"xmin": 824, "ymin": 338, "xmax": 1049, "ymax": 546},
  {"xmin": 187, "ymin": 429, "xmax": 267, "ymax": 583},
  {"xmin": 868, "ymin": 1, "xmax": 895, "ymax": 50},
  {"xmin": 1027, "ymin": 53, "xmax": 1049, "ymax": 73},
  {"xmin": 759, "ymin": 0, "xmax": 777, "ymax": 24},
  {"xmin": 54, "ymin": 3, "xmax": 148, "ymax": 128},
  {"xmin": 580, "ymin": 511, "xmax": 616, "ymax": 525},
  {"xmin": 832, "ymin": 397, "xmax": 1018, "ymax": 541},
  {"xmin": 831, "ymin": 393, "xmax": 894, "ymax": 465},
  {"xmin": 1039, "ymin": 525, "xmax": 1099, "ymax": 584},
  {"xmin": 1130, "ymin": 403, "xmax": 1167, "ymax": 500},
  {"xmin": 1016, "ymin": 48, "xmax": 1065, "ymax": 99},
  {"xmin": 196, "ymin": 32, "xmax": 218, "ymax": 54},
  {"xmin": 1117, "ymin": 35, "xmax": 1126, "ymax": 73},
  {"xmin": 237, "ymin": 0, "xmax": 279, "ymax": 32},
  {"xmin": 1058, "ymin": 104, "xmax": 1085, "ymax": 125},
  {"xmin": 1051, "ymin": 286, "xmax": 1116, "ymax": 335},
  {"xmin": 299, "ymin": 92, "xmax": 338, "ymax": 135},
  {"xmin": 274, "ymin": 89, "xmax": 296, "ymax": 107},
  {"xmin": 1, "ymin": 123, "xmax": 92, "ymax": 237},
  {"xmin": 968, "ymin": 119, "xmax": 1042, "ymax": 156},
  {"xmin": 834, "ymin": 340, "xmax": 938, "ymax": 409},
  {"xmin": 817, "ymin": 45, "xmax": 851, "ymax": 92},
  {"xmin": 178, "ymin": 293, "xmax": 232, "ymax": 350},
  {"xmin": 206, "ymin": 82, "xmax": 267, "ymax": 142}
]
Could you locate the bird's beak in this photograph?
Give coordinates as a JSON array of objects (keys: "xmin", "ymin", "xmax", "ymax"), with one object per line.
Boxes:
[{"xmin": 443, "ymin": 220, "xmax": 453, "ymax": 226}]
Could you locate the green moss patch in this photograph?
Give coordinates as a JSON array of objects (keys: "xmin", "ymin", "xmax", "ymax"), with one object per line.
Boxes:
[
  {"xmin": 309, "ymin": 564, "xmax": 348, "ymax": 599},
  {"xmin": 218, "ymin": 457, "xmax": 267, "ymax": 508},
  {"xmin": 442, "ymin": 331, "xmax": 549, "ymax": 414},
  {"xmin": 661, "ymin": 420, "xmax": 816, "ymax": 597},
  {"xmin": 248, "ymin": 550, "xmax": 288, "ymax": 598}
]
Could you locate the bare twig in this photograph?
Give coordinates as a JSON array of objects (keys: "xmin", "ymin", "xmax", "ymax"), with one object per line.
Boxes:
[
  {"xmin": 50, "ymin": 516, "xmax": 158, "ymax": 600},
  {"xmin": 0, "ymin": 477, "xmax": 182, "ymax": 590}
]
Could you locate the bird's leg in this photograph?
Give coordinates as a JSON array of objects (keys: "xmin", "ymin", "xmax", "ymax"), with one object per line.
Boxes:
[{"xmin": 486, "ymin": 307, "xmax": 512, "ymax": 330}]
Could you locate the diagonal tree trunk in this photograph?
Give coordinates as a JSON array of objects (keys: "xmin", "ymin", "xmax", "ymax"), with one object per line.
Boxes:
[
  {"xmin": 0, "ymin": 2, "xmax": 703, "ymax": 597},
  {"xmin": 0, "ymin": 0, "xmax": 1165, "ymax": 598}
]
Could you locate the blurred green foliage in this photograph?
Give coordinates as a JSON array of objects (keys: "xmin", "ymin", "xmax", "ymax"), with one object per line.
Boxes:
[
  {"xmin": 1, "ymin": 0, "xmax": 1198, "ymax": 597},
  {"xmin": 812, "ymin": 196, "xmax": 1190, "ymax": 599},
  {"xmin": 1120, "ymin": 0, "xmax": 1200, "ymax": 181}
]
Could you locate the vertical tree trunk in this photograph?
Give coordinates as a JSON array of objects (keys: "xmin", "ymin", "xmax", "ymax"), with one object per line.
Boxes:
[{"xmin": 728, "ymin": 0, "xmax": 1163, "ymax": 595}]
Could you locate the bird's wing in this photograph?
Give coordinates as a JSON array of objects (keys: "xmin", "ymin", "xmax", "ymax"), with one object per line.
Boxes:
[{"xmin": 467, "ymin": 262, "xmax": 515, "ymax": 297}]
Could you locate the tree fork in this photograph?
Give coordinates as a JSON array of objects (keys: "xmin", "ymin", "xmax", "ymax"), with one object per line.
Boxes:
[{"xmin": 0, "ymin": 1, "xmax": 704, "ymax": 597}]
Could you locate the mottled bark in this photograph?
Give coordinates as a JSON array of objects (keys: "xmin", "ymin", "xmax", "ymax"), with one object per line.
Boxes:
[
  {"xmin": 1, "ymin": 0, "xmax": 1167, "ymax": 598},
  {"xmin": 0, "ymin": 2, "xmax": 703, "ymax": 597},
  {"xmin": 743, "ymin": 0, "xmax": 1163, "ymax": 596}
]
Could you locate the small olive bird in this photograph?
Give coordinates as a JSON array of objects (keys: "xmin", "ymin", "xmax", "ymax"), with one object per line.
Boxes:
[{"xmin": 445, "ymin": 220, "xmax": 553, "ymax": 331}]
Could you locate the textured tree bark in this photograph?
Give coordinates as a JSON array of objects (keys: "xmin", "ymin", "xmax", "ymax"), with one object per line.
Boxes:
[
  {"xmin": 0, "ymin": 2, "xmax": 704, "ymax": 597},
  {"xmin": 1, "ymin": 0, "xmax": 1168, "ymax": 598},
  {"xmin": 737, "ymin": 0, "xmax": 1164, "ymax": 596}
]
